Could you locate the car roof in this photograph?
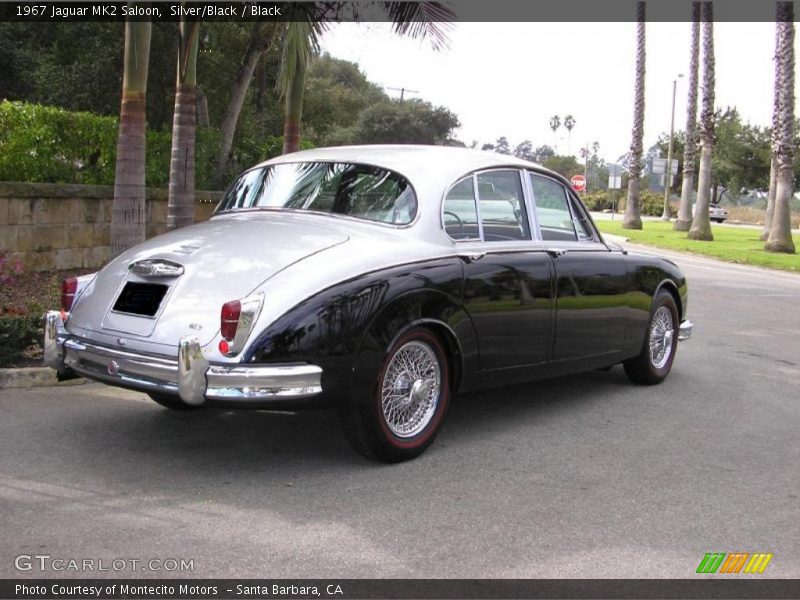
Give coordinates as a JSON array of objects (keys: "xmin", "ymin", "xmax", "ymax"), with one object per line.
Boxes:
[{"xmin": 259, "ymin": 144, "xmax": 563, "ymax": 184}]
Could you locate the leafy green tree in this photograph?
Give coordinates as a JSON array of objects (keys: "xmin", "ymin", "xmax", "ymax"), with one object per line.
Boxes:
[
  {"xmin": 543, "ymin": 155, "xmax": 583, "ymax": 179},
  {"xmin": 332, "ymin": 98, "xmax": 459, "ymax": 145},
  {"xmin": 494, "ymin": 136, "xmax": 511, "ymax": 155},
  {"xmin": 303, "ymin": 54, "xmax": 387, "ymax": 143}
]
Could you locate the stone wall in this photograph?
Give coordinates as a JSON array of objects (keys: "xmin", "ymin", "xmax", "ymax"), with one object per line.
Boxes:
[{"xmin": 0, "ymin": 182, "xmax": 222, "ymax": 272}]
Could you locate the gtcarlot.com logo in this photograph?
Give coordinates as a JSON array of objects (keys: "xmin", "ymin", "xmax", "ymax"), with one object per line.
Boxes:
[
  {"xmin": 15, "ymin": 554, "xmax": 195, "ymax": 573},
  {"xmin": 696, "ymin": 552, "xmax": 773, "ymax": 574}
]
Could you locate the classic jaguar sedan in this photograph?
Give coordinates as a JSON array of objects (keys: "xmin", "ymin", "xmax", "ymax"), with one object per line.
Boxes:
[{"xmin": 44, "ymin": 145, "xmax": 693, "ymax": 462}]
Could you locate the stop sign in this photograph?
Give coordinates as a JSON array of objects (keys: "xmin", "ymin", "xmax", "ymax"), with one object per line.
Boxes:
[{"xmin": 570, "ymin": 175, "xmax": 587, "ymax": 192}]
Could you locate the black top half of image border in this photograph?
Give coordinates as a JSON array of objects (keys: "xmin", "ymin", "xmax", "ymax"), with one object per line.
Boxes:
[{"xmin": 0, "ymin": 0, "xmax": 796, "ymax": 23}]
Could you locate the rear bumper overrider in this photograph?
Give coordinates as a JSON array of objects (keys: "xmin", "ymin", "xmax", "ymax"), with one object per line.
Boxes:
[{"xmin": 43, "ymin": 311, "xmax": 323, "ymax": 406}]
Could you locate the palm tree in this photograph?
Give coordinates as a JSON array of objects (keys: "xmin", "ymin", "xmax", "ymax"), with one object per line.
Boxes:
[
  {"xmin": 765, "ymin": 1, "xmax": 796, "ymax": 254},
  {"xmin": 279, "ymin": 15, "xmax": 327, "ymax": 154},
  {"xmin": 110, "ymin": 17, "xmax": 151, "ymax": 257},
  {"xmin": 564, "ymin": 114, "xmax": 576, "ymax": 155},
  {"xmin": 549, "ymin": 115, "xmax": 561, "ymax": 153},
  {"xmin": 279, "ymin": 2, "xmax": 454, "ymax": 155},
  {"xmin": 623, "ymin": 1, "xmax": 646, "ymax": 231},
  {"xmin": 688, "ymin": 1, "xmax": 715, "ymax": 241},
  {"xmin": 166, "ymin": 17, "xmax": 200, "ymax": 231},
  {"xmin": 212, "ymin": 22, "xmax": 280, "ymax": 186},
  {"xmin": 674, "ymin": 2, "xmax": 701, "ymax": 232}
]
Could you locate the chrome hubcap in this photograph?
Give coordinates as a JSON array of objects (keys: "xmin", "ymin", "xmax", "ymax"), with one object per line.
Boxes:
[
  {"xmin": 649, "ymin": 306, "xmax": 675, "ymax": 370},
  {"xmin": 381, "ymin": 340, "xmax": 441, "ymax": 438}
]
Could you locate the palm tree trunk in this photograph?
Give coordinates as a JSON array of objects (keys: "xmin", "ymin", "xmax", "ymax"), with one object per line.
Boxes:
[
  {"xmin": 674, "ymin": 2, "xmax": 701, "ymax": 231},
  {"xmin": 282, "ymin": 53, "xmax": 307, "ymax": 154},
  {"xmin": 688, "ymin": 1, "xmax": 715, "ymax": 241},
  {"xmin": 761, "ymin": 158, "xmax": 777, "ymax": 240},
  {"xmin": 167, "ymin": 19, "xmax": 199, "ymax": 231},
  {"xmin": 196, "ymin": 85, "xmax": 210, "ymax": 128},
  {"xmin": 211, "ymin": 22, "xmax": 278, "ymax": 187},
  {"xmin": 765, "ymin": 2, "xmax": 796, "ymax": 254},
  {"xmin": 623, "ymin": 1, "xmax": 646, "ymax": 230},
  {"xmin": 110, "ymin": 18, "xmax": 151, "ymax": 258}
]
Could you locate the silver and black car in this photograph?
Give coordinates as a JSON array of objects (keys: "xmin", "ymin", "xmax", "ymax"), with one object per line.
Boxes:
[{"xmin": 44, "ymin": 145, "xmax": 693, "ymax": 462}]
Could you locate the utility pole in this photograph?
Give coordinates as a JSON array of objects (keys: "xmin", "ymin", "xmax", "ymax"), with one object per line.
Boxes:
[{"xmin": 386, "ymin": 86, "xmax": 419, "ymax": 101}]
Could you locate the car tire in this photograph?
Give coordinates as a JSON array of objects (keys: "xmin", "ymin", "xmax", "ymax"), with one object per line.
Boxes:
[
  {"xmin": 148, "ymin": 392, "xmax": 201, "ymax": 411},
  {"xmin": 623, "ymin": 290, "xmax": 679, "ymax": 385},
  {"xmin": 340, "ymin": 327, "xmax": 451, "ymax": 462}
]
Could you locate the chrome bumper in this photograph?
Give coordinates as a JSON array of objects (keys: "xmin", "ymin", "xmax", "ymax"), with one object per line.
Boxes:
[
  {"xmin": 43, "ymin": 311, "xmax": 323, "ymax": 406},
  {"xmin": 678, "ymin": 319, "xmax": 694, "ymax": 341}
]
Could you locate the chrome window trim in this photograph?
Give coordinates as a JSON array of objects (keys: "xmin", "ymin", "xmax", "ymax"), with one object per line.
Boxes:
[{"xmin": 214, "ymin": 161, "xmax": 421, "ymax": 230}]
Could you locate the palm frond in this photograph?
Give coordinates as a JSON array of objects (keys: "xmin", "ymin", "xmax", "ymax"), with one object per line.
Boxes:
[
  {"xmin": 384, "ymin": 2, "xmax": 455, "ymax": 51},
  {"xmin": 276, "ymin": 5, "xmax": 329, "ymax": 97}
]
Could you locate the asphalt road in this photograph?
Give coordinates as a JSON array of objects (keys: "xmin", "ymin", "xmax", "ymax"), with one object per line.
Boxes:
[{"xmin": 1, "ymin": 247, "xmax": 799, "ymax": 579}]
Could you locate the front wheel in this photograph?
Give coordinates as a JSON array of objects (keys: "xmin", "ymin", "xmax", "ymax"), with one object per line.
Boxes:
[
  {"xmin": 623, "ymin": 290, "xmax": 679, "ymax": 385},
  {"xmin": 340, "ymin": 327, "xmax": 451, "ymax": 462}
]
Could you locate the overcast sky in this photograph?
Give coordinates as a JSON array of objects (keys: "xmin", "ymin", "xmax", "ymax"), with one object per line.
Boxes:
[{"xmin": 321, "ymin": 21, "xmax": 796, "ymax": 164}]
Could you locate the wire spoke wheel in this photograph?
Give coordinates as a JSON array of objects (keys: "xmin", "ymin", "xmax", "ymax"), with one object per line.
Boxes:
[
  {"xmin": 648, "ymin": 305, "xmax": 675, "ymax": 370},
  {"xmin": 380, "ymin": 340, "xmax": 441, "ymax": 438}
]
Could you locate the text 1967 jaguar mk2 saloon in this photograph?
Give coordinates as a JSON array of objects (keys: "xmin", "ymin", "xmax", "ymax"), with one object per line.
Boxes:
[{"xmin": 44, "ymin": 145, "xmax": 693, "ymax": 462}]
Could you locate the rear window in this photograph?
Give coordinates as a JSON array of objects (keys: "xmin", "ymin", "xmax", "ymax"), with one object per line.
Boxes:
[{"xmin": 216, "ymin": 162, "xmax": 417, "ymax": 225}]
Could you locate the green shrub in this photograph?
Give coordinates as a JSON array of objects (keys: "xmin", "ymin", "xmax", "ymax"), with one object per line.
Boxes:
[
  {"xmin": 0, "ymin": 314, "xmax": 41, "ymax": 366},
  {"xmin": 0, "ymin": 100, "xmax": 222, "ymax": 189},
  {"xmin": 0, "ymin": 100, "xmax": 117, "ymax": 185}
]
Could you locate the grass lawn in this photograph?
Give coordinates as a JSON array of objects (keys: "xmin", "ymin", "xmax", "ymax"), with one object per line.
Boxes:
[{"xmin": 596, "ymin": 220, "xmax": 800, "ymax": 273}]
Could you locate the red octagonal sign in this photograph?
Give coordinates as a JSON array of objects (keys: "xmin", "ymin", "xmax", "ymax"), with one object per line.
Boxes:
[{"xmin": 570, "ymin": 175, "xmax": 587, "ymax": 192}]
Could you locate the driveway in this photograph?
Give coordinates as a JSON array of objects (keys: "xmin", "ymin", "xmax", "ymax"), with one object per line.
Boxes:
[{"xmin": 1, "ymin": 246, "xmax": 798, "ymax": 579}]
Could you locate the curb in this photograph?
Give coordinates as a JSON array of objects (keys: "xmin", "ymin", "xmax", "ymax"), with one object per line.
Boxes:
[{"xmin": 0, "ymin": 367, "xmax": 86, "ymax": 390}]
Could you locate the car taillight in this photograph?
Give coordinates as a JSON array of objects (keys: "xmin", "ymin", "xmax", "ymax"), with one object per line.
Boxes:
[
  {"xmin": 220, "ymin": 300, "xmax": 241, "ymax": 341},
  {"xmin": 61, "ymin": 277, "xmax": 78, "ymax": 311}
]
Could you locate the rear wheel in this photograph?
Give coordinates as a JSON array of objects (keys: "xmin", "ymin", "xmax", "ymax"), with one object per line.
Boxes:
[
  {"xmin": 148, "ymin": 392, "xmax": 200, "ymax": 411},
  {"xmin": 623, "ymin": 290, "xmax": 679, "ymax": 385},
  {"xmin": 340, "ymin": 327, "xmax": 451, "ymax": 462}
]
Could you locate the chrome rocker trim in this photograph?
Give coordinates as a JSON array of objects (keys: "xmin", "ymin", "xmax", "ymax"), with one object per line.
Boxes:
[
  {"xmin": 678, "ymin": 319, "xmax": 694, "ymax": 341},
  {"xmin": 43, "ymin": 311, "xmax": 323, "ymax": 406}
]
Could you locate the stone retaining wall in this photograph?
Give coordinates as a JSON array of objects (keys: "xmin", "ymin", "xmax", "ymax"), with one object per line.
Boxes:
[{"xmin": 0, "ymin": 182, "xmax": 222, "ymax": 271}]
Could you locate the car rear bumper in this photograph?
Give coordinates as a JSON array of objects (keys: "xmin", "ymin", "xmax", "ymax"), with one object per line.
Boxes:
[{"xmin": 43, "ymin": 311, "xmax": 323, "ymax": 406}]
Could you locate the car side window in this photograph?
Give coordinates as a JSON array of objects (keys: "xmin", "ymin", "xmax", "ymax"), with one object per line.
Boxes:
[
  {"xmin": 476, "ymin": 170, "xmax": 531, "ymax": 241},
  {"xmin": 443, "ymin": 177, "xmax": 481, "ymax": 240},
  {"xmin": 529, "ymin": 173, "xmax": 579, "ymax": 242}
]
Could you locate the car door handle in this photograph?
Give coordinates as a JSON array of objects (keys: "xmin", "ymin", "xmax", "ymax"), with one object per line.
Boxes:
[
  {"xmin": 546, "ymin": 248, "xmax": 568, "ymax": 258},
  {"xmin": 458, "ymin": 252, "xmax": 486, "ymax": 263}
]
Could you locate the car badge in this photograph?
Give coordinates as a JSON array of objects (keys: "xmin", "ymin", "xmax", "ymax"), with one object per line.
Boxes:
[
  {"xmin": 129, "ymin": 259, "xmax": 185, "ymax": 278},
  {"xmin": 107, "ymin": 360, "xmax": 120, "ymax": 376},
  {"xmin": 117, "ymin": 338, "xmax": 127, "ymax": 346}
]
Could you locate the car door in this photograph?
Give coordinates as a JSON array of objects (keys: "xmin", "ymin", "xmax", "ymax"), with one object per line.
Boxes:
[
  {"xmin": 527, "ymin": 171, "xmax": 628, "ymax": 361},
  {"xmin": 443, "ymin": 169, "xmax": 554, "ymax": 371}
]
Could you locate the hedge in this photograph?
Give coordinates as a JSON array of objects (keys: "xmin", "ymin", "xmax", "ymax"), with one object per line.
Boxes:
[{"xmin": 0, "ymin": 100, "xmax": 222, "ymax": 188}]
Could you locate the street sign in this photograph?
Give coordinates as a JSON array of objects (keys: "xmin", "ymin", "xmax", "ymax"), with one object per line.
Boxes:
[{"xmin": 570, "ymin": 175, "xmax": 587, "ymax": 192}]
